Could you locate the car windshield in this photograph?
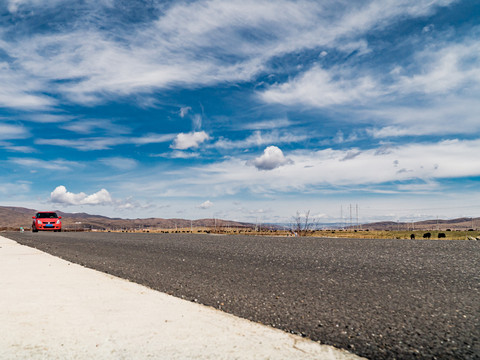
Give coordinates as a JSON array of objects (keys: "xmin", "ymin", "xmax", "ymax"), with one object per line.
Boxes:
[{"xmin": 37, "ymin": 213, "xmax": 58, "ymax": 219}]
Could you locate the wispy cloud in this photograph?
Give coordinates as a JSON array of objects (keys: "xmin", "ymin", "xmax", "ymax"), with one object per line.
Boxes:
[
  {"xmin": 98, "ymin": 157, "xmax": 138, "ymax": 171},
  {"xmin": 262, "ymin": 37, "xmax": 480, "ymax": 107},
  {"xmin": 60, "ymin": 119, "xmax": 129, "ymax": 135},
  {"xmin": 25, "ymin": 114, "xmax": 75, "ymax": 123},
  {"xmin": 237, "ymin": 118, "xmax": 292, "ymax": 131},
  {"xmin": 179, "ymin": 106, "xmax": 191, "ymax": 118},
  {"xmin": 212, "ymin": 130, "xmax": 307, "ymax": 150},
  {"xmin": 261, "ymin": 35, "xmax": 480, "ymax": 137},
  {"xmin": 6, "ymin": 0, "xmax": 66, "ymax": 13},
  {"xmin": 0, "ymin": 143, "xmax": 36, "ymax": 153},
  {"xmin": 392, "ymin": 40, "xmax": 480, "ymax": 95},
  {"xmin": 0, "ymin": 181, "xmax": 31, "ymax": 195},
  {"xmin": 260, "ymin": 65, "xmax": 381, "ymax": 107},
  {"xmin": 0, "ymin": 62, "xmax": 56, "ymax": 110},
  {"xmin": 152, "ymin": 151, "xmax": 200, "ymax": 159},
  {"xmin": 168, "ymin": 138, "xmax": 480, "ymax": 196},
  {"xmin": 0, "ymin": 124, "xmax": 29, "ymax": 140},
  {"xmin": 35, "ymin": 133, "xmax": 175, "ymax": 151},
  {"xmin": 10, "ymin": 158, "xmax": 79, "ymax": 171},
  {"xmin": 0, "ymin": 0, "xmax": 457, "ymax": 108}
]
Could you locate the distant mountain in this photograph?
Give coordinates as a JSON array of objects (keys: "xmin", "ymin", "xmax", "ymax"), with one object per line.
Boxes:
[
  {"xmin": 358, "ymin": 217, "xmax": 480, "ymax": 231},
  {"xmin": 1, "ymin": 205, "xmax": 477, "ymax": 232},
  {"xmin": 0, "ymin": 206, "xmax": 254, "ymax": 231}
]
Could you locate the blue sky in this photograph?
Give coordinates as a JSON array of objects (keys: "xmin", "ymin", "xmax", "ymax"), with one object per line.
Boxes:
[{"xmin": 1, "ymin": 0, "xmax": 479, "ymax": 224}]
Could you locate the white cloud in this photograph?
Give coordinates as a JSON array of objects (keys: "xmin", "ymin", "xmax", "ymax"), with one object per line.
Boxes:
[
  {"xmin": 171, "ymin": 131, "xmax": 210, "ymax": 150},
  {"xmin": 169, "ymin": 138, "xmax": 480, "ymax": 196},
  {"xmin": 365, "ymin": 97, "xmax": 480, "ymax": 137},
  {"xmin": 251, "ymin": 146, "xmax": 292, "ymax": 170},
  {"xmin": 260, "ymin": 65, "xmax": 381, "ymax": 107},
  {"xmin": 0, "ymin": 62, "xmax": 56, "ymax": 110},
  {"xmin": 198, "ymin": 200, "xmax": 214, "ymax": 209},
  {"xmin": 0, "ymin": 124, "xmax": 29, "ymax": 140},
  {"xmin": 261, "ymin": 38, "xmax": 480, "ymax": 108},
  {"xmin": 260, "ymin": 37, "xmax": 480, "ymax": 137},
  {"xmin": 393, "ymin": 40, "xmax": 480, "ymax": 95},
  {"xmin": 0, "ymin": 0, "xmax": 457, "ymax": 108},
  {"xmin": 50, "ymin": 185, "xmax": 112, "ymax": 205}
]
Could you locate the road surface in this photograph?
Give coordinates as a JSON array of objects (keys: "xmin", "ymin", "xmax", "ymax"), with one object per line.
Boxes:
[{"xmin": 4, "ymin": 231, "xmax": 479, "ymax": 359}]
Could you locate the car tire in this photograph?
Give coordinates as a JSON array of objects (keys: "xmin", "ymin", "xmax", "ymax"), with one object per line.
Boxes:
[{"xmin": 32, "ymin": 227, "xmax": 38, "ymax": 232}]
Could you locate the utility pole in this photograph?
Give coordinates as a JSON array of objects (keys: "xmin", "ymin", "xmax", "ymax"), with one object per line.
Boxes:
[
  {"xmin": 349, "ymin": 204, "xmax": 352, "ymax": 230},
  {"xmin": 356, "ymin": 204, "xmax": 359, "ymax": 230},
  {"xmin": 340, "ymin": 205, "xmax": 343, "ymax": 230}
]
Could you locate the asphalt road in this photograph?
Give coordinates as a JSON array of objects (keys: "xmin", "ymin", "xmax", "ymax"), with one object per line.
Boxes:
[{"xmin": 4, "ymin": 231, "xmax": 479, "ymax": 359}]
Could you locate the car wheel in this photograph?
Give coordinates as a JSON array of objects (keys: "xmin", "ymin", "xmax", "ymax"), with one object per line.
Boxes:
[{"xmin": 32, "ymin": 226, "xmax": 38, "ymax": 232}]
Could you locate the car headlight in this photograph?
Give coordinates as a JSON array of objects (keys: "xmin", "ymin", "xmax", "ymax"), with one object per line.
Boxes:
[
  {"xmin": 56, "ymin": 220, "xmax": 61, "ymax": 224},
  {"xmin": 37, "ymin": 220, "xmax": 42, "ymax": 224}
]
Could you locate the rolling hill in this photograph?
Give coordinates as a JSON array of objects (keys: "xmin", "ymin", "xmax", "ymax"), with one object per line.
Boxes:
[
  {"xmin": 0, "ymin": 206, "xmax": 253, "ymax": 231},
  {"xmin": 0, "ymin": 205, "xmax": 477, "ymax": 232}
]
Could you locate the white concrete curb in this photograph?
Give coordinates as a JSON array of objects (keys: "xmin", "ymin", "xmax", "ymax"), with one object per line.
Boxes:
[{"xmin": 0, "ymin": 236, "xmax": 364, "ymax": 359}]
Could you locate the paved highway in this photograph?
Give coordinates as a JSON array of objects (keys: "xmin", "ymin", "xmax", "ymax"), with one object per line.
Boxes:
[{"xmin": 5, "ymin": 232, "xmax": 479, "ymax": 359}]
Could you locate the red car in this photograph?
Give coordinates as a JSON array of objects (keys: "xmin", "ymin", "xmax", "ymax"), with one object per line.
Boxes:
[{"xmin": 32, "ymin": 212, "xmax": 62, "ymax": 232}]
